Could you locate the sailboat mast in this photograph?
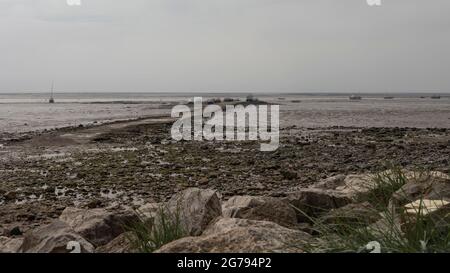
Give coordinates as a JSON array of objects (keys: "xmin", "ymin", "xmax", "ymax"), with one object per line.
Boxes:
[{"xmin": 49, "ymin": 81, "xmax": 55, "ymax": 103}]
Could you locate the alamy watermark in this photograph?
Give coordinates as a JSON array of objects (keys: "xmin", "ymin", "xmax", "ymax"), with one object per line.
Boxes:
[
  {"xmin": 171, "ymin": 97, "xmax": 279, "ymax": 151},
  {"xmin": 66, "ymin": 0, "xmax": 82, "ymax": 6},
  {"xmin": 66, "ymin": 0, "xmax": 380, "ymax": 7},
  {"xmin": 66, "ymin": 1, "xmax": 380, "ymax": 8},
  {"xmin": 367, "ymin": 0, "xmax": 382, "ymax": 6}
]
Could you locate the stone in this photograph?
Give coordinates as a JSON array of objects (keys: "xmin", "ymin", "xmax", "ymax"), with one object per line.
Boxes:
[
  {"xmin": 202, "ymin": 217, "xmax": 290, "ymax": 235},
  {"xmin": 95, "ymin": 232, "xmax": 134, "ymax": 253},
  {"xmin": 280, "ymin": 170, "xmax": 298, "ymax": 180},
  {"xmin": 166, "ymin": 188, "xmax": 222, "ymax": 236},
  {"xmin": 390, "ymin": 174, "xmax": 450, "ymax": 208},
  {"xmin": 0, "ymin": 236, "xmax": 23, "ymax": 253},
  {"xmin": 9, "ymin": 226, "xmax": 22, "ymax": 236},
  {"xmin": 286, "ymin": 173, "xmax": 389, "ymax": 220},
  {"xmin": 402, "ymin": 199, "xmax": 450, "ymax": 229},
  {"xmin": 367, "ymin": 215, "xmax": 403, "ymax": 240},
  {"xmin": 404, "ymin": 199, "xmax": 450, "ymax": 216},
  {"xmin": 59, "ymin": 207, "xmax": 138, "ymax": 247},
  {"xmin": 318, "ymin": 202, "xmax": 381, "ymax": 226},
  {"xmin": 86, "ymin": 199, "xmax": 103, "ymax": 209},
  {"xmin": 137, "ymin": 202, "xmax": 163, "ymax": 219},
  {"xmin": 20, "ymin": 220, "xmax": 94, "ymax": 253},
  {"xmin": 222, "ymin": 196, "xmax": 297, "ymax": 228},
  {"xmin": 332, "ymin": 174, "xmax": 377, "ymax": 200},
  {"xmin": 155, "ymin": 218, "xmax": 311, "ymax": 253},
  {"xmin": 4, "ymin": 191, "xmax": 16, "ymax": 201},
  {"xmin": 390, "ymin": 182, "xmax": 427, "ymax": 207},
  {"xmin": 313, "ymin": 174, "xmax": 347, "ymax": 190},
  {"xmin": 285, "ymin": 188, "xmax": 352, "ymax": 221}
]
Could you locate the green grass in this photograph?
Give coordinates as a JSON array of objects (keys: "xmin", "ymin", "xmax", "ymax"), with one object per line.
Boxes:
[
  {"xmin": 360, "ymin": 166, "xmax": 408, "ymax": 210},
  {"xmin": 125, "ymin": 205, "xmax": 186, "ymax": 253},
  {"xmin": 299, "ymin": 168, "xmax": 450, "ymax": 253}
]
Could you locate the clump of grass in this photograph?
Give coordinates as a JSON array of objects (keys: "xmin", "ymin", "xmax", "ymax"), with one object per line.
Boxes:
[
  {"xmin": 300, "ymin": 168, "xmax": 450, "ymax": 253},
  {"xmin": 125, "ymin": 205, "xmax": 186, "ymax": 253},
  {"xmin": 360, "ymin": 166, "xmax": 408, "ymax": 210}
]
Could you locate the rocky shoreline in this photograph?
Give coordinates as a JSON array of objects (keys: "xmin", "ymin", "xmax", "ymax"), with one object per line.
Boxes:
[
  {"xmin": 1, "ymin": 169, "xmax": 449, "ymax": 253},
  {"xmin": 0, "ymin": 117, "xmax": 449, "ymax": 252}
]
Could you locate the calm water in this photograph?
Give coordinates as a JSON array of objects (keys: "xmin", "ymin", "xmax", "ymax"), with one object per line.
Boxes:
[{"xmin": 0, "ymin": 93, "xmax": 449, "ymax": 133}]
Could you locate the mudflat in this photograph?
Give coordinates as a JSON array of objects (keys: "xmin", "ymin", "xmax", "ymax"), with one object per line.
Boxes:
[{"xmin": 0, "ymin": 113, "xmax": 449, "ymax": 234}]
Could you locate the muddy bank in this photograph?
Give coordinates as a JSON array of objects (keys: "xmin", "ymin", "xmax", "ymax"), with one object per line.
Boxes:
[{"xmin": 0, "ymin": 117, "xmax": 449, "ymax": 234}]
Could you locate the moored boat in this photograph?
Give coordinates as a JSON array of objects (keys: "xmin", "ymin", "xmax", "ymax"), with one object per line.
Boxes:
[{"xmin": 349, "ymin": 95, "xmax": 362, "ymax": 100}]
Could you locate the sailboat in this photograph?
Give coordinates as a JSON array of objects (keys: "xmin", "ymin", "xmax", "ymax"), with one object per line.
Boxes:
[{"xmin": 49, "ymin": 81, "xmax": 55, "ymax": 103}]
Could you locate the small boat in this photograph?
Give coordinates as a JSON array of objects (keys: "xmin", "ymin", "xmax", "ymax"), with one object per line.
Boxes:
[
  {"xmin": 384, "ymin": 96, "xmax": 394, "ymax": 99},
  {"xmin": 291, "ymin": 100, "xmax": 301, "ymax": 103},
  {"xmin": 246, "ymin": 94, "xmax": 257, "ymax": 102},
  {"xmin": 349, "ymin": 95, "xmax": 362, "ymax": 100},
  {"xmin": 49, "ymin": 81, "xmax": 55, "ymax": 103},
  {"xmin": 431, "ymin": 95, "xmax": 441, "ymax": 99}
]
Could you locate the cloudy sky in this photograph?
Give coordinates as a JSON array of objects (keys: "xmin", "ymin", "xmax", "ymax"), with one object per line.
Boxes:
[{"xmin": 0, "ymin": 0, "xmax": 449, "ymax": 93}]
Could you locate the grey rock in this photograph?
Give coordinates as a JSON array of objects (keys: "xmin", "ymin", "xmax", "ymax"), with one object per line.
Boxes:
[
  {"xmin": 137, "ymin": 202, "xmax": 163, "ymax": 219},
  {"xmin": 318, "ymin": 202, "xmax": 381, "ymax": 226},
  {"xmin": 222, "ymin": 195, "xmax": 297, "ymax": 228},
  {"xmin": 286, "ymin": 173, "xmax": 384, "ymax": 220},
  {"xmin": 390, "ymin": 173, "xmax": 450, "ymax": 208},
  {"xmin": 20, "ymin": 220, "xmax": 94, "ymax": 253},
  {"xmin": 0, "ymin": 236, "xmax": 24, "ymax": 253},
  {"xmin": 95, "ymin": 232, "xmax": 135, "ymax": 253},
  {"xmin": 166, "ymin": 188, "xmax": 222, "ymax": 236},
  {"xmin": 156, "ymin": 218, "xmax": 311, "ymax": 253},
  {"xmin": 59, "ymin": 207, "xmax": 138, "ymax": 247}
]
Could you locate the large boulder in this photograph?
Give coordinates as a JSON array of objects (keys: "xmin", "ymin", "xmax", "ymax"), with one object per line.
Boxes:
[
  {"xmin": 20, "ymin": 220, "xmax": 94, "ymax": 253},
  {"xmin": 331, "ymin": 174, "xmax": 378, "ymax": 199},
  {"xmin": 95, "ymin": 232, "xmax": 135, "ymax": 253},
  {"xmin": 0, "ymin": 236, "xmax": 23, "ymax": 253},
  {"xmin": 222, "ymin": 196, "xmax": 297, "ymax": 228},
  {"xmin": 166, "ymin": 188, "xmax": 222, "ymax": 236},
  {"xmin": 155, "ymin": 218, "xmax": 311, "ymax": 253},
  {"xmin": 285, "ymin": 188, "xmax": 352, "ymax": 221},
  {"xmin": 368, "ymin": 214, "xmax": 403, "ymax": 239},
  {"xmin": 390, "ymin": 173, "xmax": 450, "ymax": 208},
  {"xmin": 136, "ymin": 202, "xmax": 163, "ymax": 219},
  {"xmin": 59, "ymin": 207, "xmax": 138, "ymax": 247},
  {"xmin": 369, "ymin": 171, "xmax": 450, "ymax": 237},
  {"xmin": 318, "ymin": 202, "xmax": 381, "ymax": 226},
  {"xmin": 402, "ymin": 199, "xmax": 450, "ymax": 231},
  {"xmin": 286, "ymin": 173, "xmax": 394, "ymax": 220}
]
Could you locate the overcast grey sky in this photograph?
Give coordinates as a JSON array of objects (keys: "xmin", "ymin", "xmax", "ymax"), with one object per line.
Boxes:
[{"xmin": 1, "ymin": 0, "xmax": 449, "ymax": 93}]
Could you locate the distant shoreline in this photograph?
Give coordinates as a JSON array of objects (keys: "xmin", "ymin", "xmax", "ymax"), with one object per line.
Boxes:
[{"xmin": 0, "ymin": 92, "xmax": 450, "ymax": 96}]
